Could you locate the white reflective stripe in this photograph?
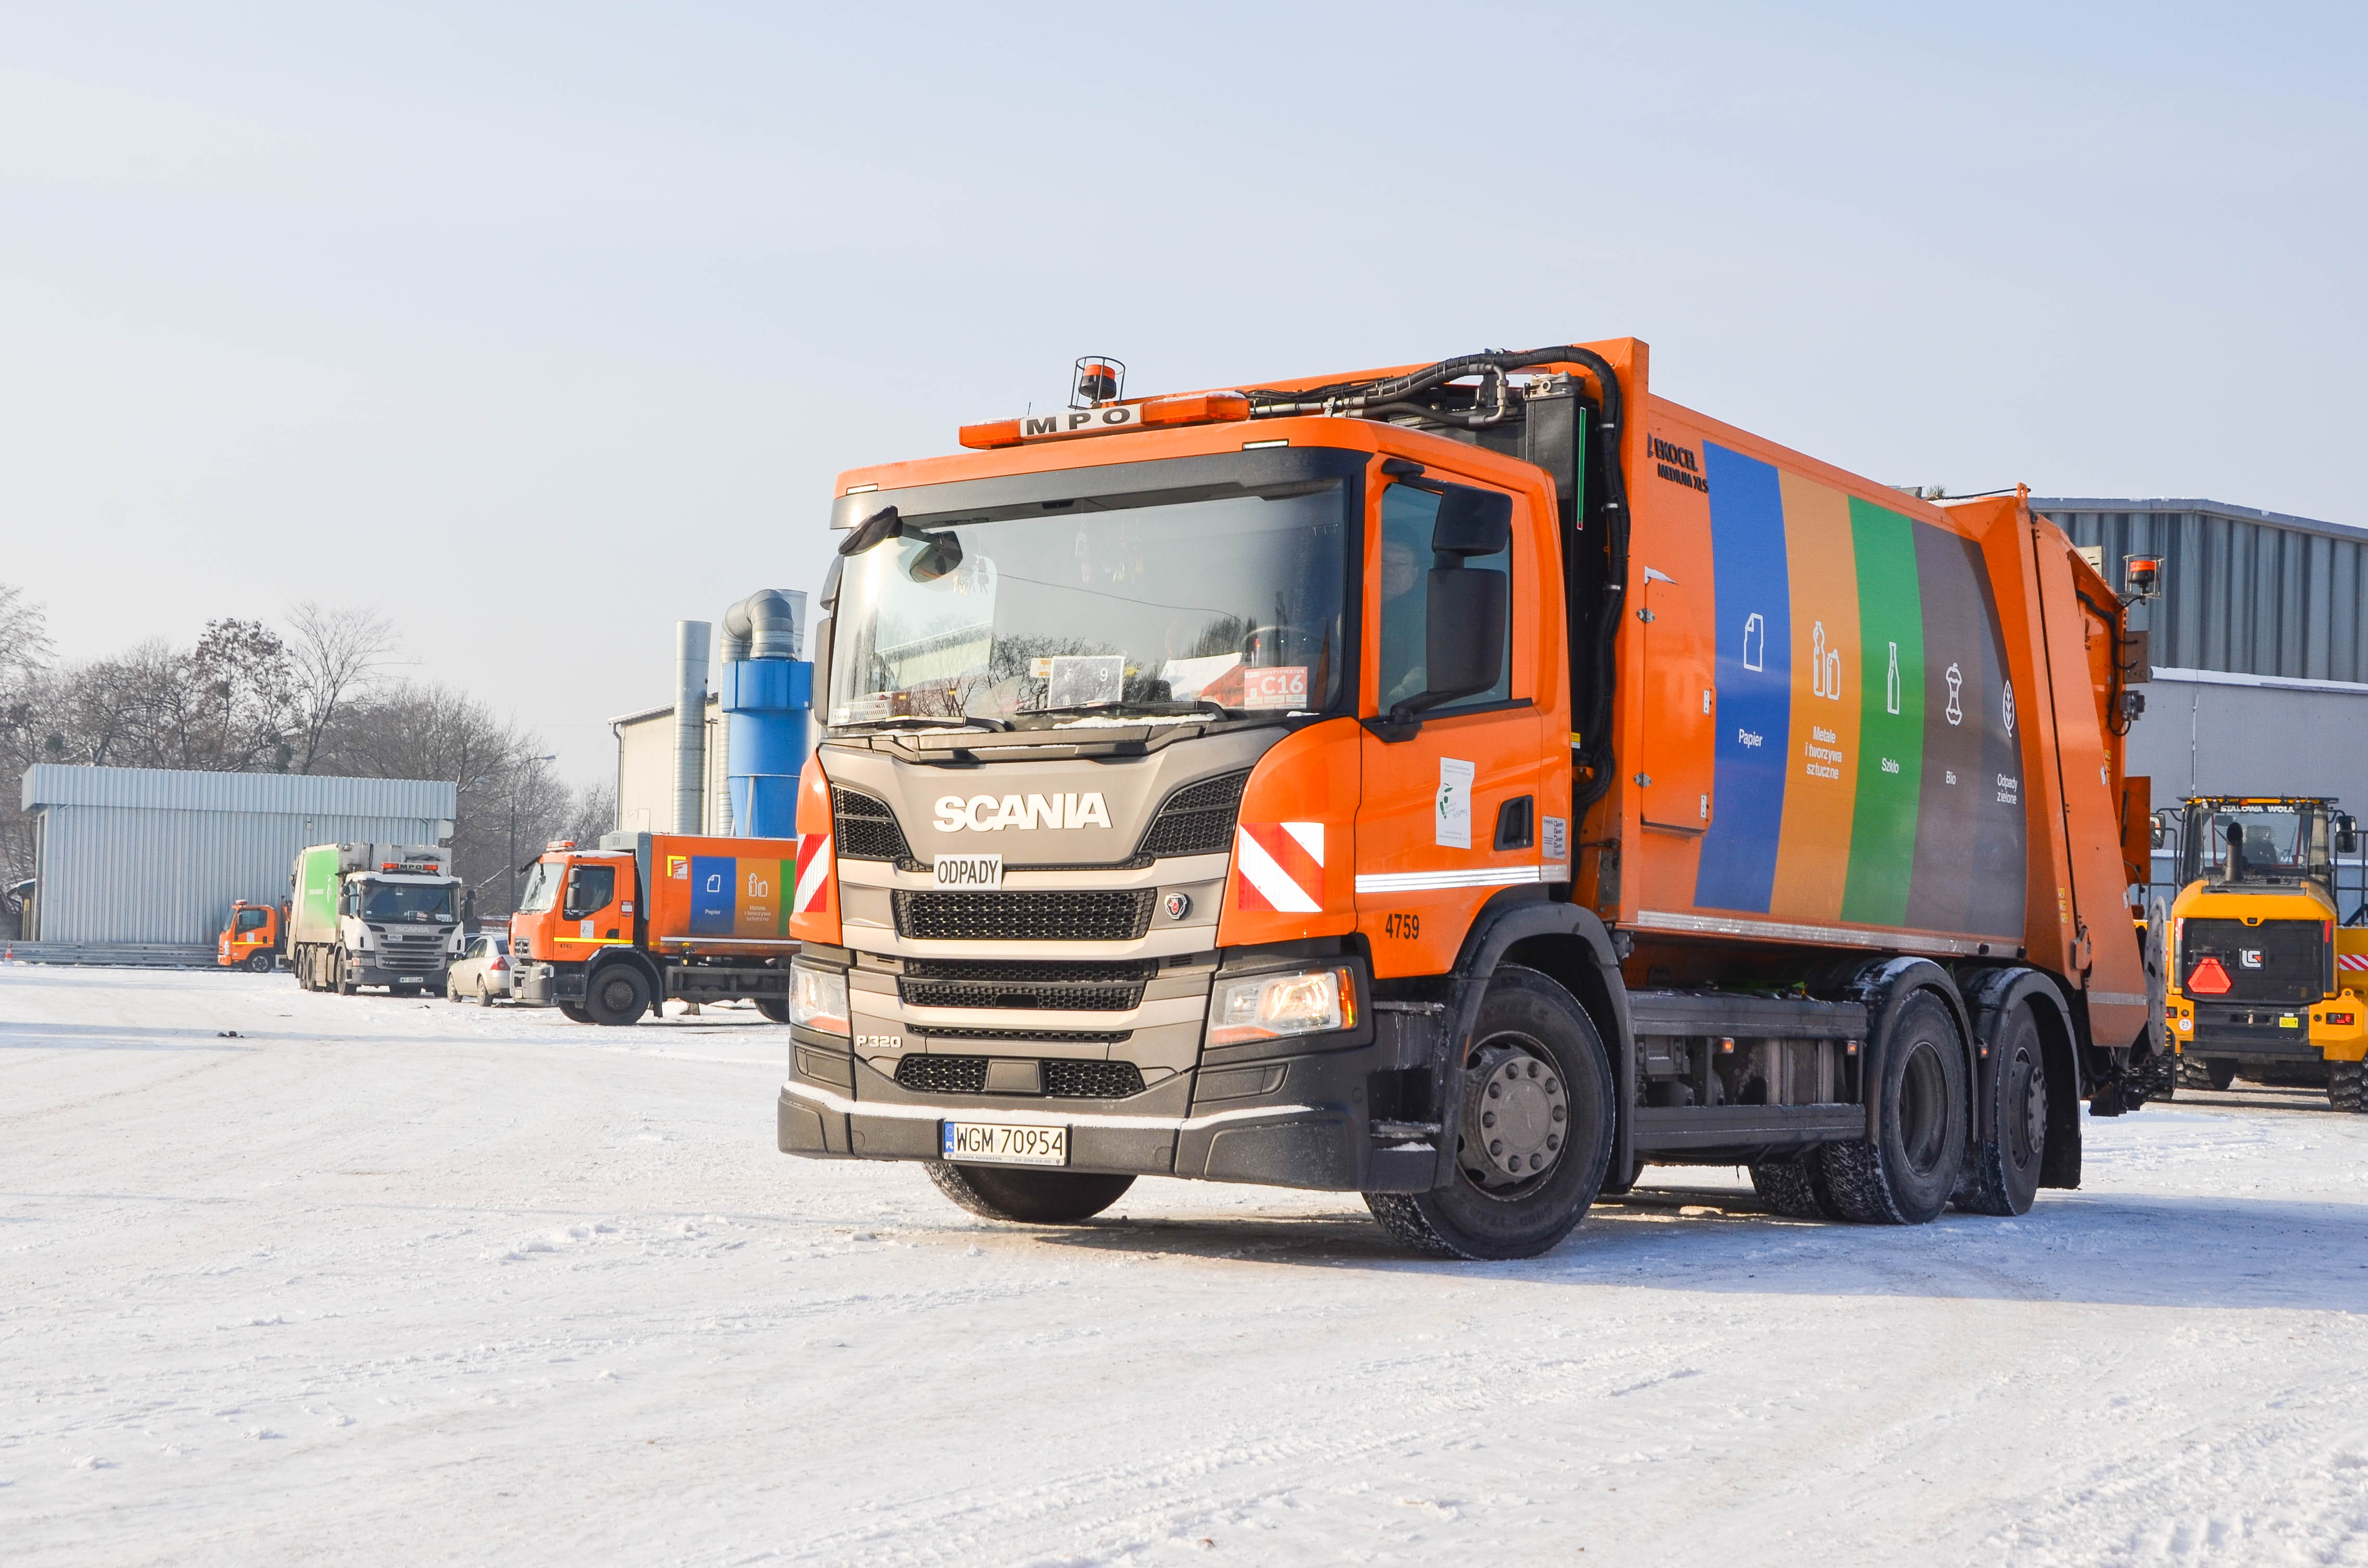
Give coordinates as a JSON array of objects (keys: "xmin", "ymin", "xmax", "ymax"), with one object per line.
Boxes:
[
  {"xmin": 781, "ymin": 1079, "xmax": 1320, "ymax": 1134},
  {"xmin": 2087, "ymin": 990, "xmax": 2149, "ymax": 1008},
  {"xmin": 1354, "ymin": 864, "xmax": 1547, "ymax": 894},
  {"xmin": 1281, "ymin": 821, "xmax": 1325, "ymax": 863},
  {"xmin": 1630, "ymin": 907, "xmax": 1990, "ymax": 957},
  {"xmin": 1235, "ymin": 826, "xmax": 1321, "ymax": 912}
]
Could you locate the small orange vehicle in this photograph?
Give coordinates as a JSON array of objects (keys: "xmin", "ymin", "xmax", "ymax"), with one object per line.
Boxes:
[
  {"xmin": 510, "ymin": 832, "xmax": 802, "ymax": 1025},
  {"xmin": 216, "ymin": 900, "xmax": 282, "ymax": 973}
]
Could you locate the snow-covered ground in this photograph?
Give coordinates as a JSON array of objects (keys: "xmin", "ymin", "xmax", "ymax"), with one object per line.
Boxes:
[{"xmin": 4, "ymin": 964, "xmax": 2365, "ymax": 1567}]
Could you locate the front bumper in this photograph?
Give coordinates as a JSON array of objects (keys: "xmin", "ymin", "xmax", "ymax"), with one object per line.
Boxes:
[
  {"xmin": 777, "ymin": 1006, "xmax": 1441, "ymax": 1193},
  {"xmin": 514, "ymin": 960, "xmax": 582, "ymax": 1006}
]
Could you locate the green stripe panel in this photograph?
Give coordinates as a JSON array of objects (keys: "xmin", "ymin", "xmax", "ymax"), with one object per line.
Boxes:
[{"xmin": 1841, "ymin": 499, "xmax": 1926, "ymax": 925}]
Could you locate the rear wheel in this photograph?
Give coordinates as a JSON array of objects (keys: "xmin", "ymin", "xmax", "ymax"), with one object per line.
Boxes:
[
  {"xmin": 558, "ymin": 1000, "xmax": 592, "ymax": 1024},
  {"xmin": 926, "ymin": 1162, "xmax": 1135, "ymax": 1224},
  {"xmin": 753, "ymin": 997, "xmax": 790, "ymax": 1023},
  {"xmin": 1818, "ymin": 989, "xmax": 1968, "ymax": 1225},
  {"xmin": 583, "ymin": 964, "xmax": 652, "ymax": 1026},
  {"xmin": 2329, "ymin": 1061, "xmax": 2366, "ymax": 1113},
  {"xmin": 1750, "ymin": 1156, "xmax": 1837, "ymax": 1219},
  {"xmin": 1363, "ymin": 966, "xmax": 1615, "ymax": 1260},
  {"xmin": 2181, "ymin": 1054, "xmax": 2237, "ymax": 1091},
  {"xmin": 1959, "ymin": 1000, "xmax": 2048, "ymax": 1216},
  {"xmin": 477, "ymin": 980, "xmax": 494, "ymax": 1007}
]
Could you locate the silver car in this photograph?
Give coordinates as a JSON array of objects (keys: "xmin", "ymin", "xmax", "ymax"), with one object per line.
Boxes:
[{"xmin": 446, "ymin": 933, "xmax": 512, "ymax": 1004}]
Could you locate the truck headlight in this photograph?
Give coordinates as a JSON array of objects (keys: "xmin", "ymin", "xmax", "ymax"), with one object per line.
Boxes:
[
  {"xmin": 789, "ymin": 963, "xmax": 850, "ymax": 1035},
  {"xmin": 1210, "ymin": 966, "xmax": 1355, "ymax": 1047}
]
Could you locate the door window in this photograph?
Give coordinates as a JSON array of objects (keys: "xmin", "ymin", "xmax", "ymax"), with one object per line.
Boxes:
[
  {"xmin": 562, "ymin": 865, "xmax": 615, "ymax": 920},
  {"xmin": 235, "ymin": 909, "xmax": 268, "ymax": 932},
  {"xmin": 1376, "ymin": 483, "xmax": 1512, "ymax": 714}
]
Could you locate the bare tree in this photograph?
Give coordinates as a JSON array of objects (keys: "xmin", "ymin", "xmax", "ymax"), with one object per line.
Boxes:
[
  {"xmin": 284, "ymin": 603, "xmax": 396, "ymax": 774},
  {"xmin": 0, "ymin": 585, "xmax": 52, "ymax": 690}
]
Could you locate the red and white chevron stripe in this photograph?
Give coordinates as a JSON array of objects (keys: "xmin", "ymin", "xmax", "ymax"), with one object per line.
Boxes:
[
  {"xmin": 2338, "ymin": 951, "xmax": 2368, "ymax": 972},
  {"xmin": 1234, "ymin": 822, "xmax": 1324, "ymax": 913},
  {"xmin": 793, "ymin": 833, "xmax": 831, "ymax": 914}
]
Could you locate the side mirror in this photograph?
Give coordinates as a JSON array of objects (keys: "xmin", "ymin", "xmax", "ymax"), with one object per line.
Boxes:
[
  {"xmin": 2340, "ymin": 816, "xmax": 2358, "ymax": 856},
  {"xmin": 1431, "ymin": 485, "xmax": 1512, "ymax": 557},
  {"xmin": 2151, "ymin": 821, "xmax": 2166, "ymax": 849},
  {"xmin": 1396, "ymin": 568, "xmax": 1509, "ymax": 720}
]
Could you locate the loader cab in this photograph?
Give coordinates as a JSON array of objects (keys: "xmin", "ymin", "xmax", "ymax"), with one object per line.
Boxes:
[
  {"xmin": 510, "ymin": 845, "xmax": 635, "ymax": 962},
  {"xmin": 2174, "ymin": 798, "xmax": 2346, "ymax": 894}
]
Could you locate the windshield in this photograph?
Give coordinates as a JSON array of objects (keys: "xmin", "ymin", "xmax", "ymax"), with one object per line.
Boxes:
[
  {"xmin": 518, "ymin": 861, "xmax": 562, "ymax": 914},
  {"xmin": 828, "ymin": 478, "xmax": 1350, "ymax": 728},
  {"xmin": 2180, "ymin": 804, "xmax": 2329, "ymax": 886},
  {"xmin": 361, "ymin": 879, "xmax": 456, "ymax": 922}
]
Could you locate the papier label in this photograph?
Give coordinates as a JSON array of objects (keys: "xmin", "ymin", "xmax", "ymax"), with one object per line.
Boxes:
[
  {"xmin": 1543, "ymin": 815, "xmax": 1568, "ymax": 863},
  {"xmin": 1436, "ymin": 758, "xmax": 1474, "ymax": 849}
]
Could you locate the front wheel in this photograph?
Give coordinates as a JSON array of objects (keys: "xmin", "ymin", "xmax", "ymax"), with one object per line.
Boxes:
[
  {"xmin": 245, "ymin": 950, "xmax": 274, "ymax": 974},
  {"xmin": 583, "ymin": 965, "xmax": 652, "ymax": 1026},
  {"xmin": 926, "ymin": 1162, "xmax": 1135, "ymax": 1223},
  {"xmin": 1363, "ymin": 965, "xmax": 1615, "ymax": 1260},
  {"xmin": 753, "ymin": 997, "xmax": 790, "ymax": 1023},
  {"xmin": 557, "ymin": 1001, "xmax": 593, "ymax": 1024}
]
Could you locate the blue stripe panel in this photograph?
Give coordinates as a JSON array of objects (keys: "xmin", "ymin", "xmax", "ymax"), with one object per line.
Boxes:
[
  {"xmin": 690, "ymin": 856, "xmax": 736, "ymax": 936},
  {"xmin": 1692, "ymin": 443, "xmax": 1793, "ymax": 913}
]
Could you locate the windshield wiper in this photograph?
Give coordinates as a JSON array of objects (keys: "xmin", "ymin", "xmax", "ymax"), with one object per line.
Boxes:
[
  {"xmin": 1025, "ymin": 700, "xmax": 1243, "ymax": 722},
  {"xmin": 839, "ymin": 714, "xmax": 1011, "ymax": 733}
]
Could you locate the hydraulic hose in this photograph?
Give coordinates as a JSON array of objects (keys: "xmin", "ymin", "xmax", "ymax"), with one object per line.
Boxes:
[{"xmin": 1249, "ymin": 346, "xmax": 1631, "ymax": 805}]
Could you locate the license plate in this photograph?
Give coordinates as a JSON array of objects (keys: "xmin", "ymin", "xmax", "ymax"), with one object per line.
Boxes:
[
  {"xmin": 941, "ymin": 1121, "xmax": 1068, "ymax": 1166},
  {"xmin": 933, "ymin": 853, "xmax": 1003, "ymax": 889}
]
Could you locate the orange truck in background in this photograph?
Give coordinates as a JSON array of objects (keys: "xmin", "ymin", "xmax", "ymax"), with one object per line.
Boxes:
[
  {"xmin": 216, "ymin": 900, "xmax": 282, "ymax": 972},
  {"xmin": 776, "ymin": 338, "xmax": 2158, "ymax": 1258},
  {"xmin": 510, "ymin": 832, "xmax": 803, "ymax": 1025}
]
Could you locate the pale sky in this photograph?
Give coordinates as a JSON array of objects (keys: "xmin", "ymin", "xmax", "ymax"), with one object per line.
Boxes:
[{"xmin": 4, "ymin": 3, "xmax": 2361, "ymax": 783}]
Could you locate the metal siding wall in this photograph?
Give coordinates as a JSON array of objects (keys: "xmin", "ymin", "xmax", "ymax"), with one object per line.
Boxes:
[
  {"xmin": 23, "ymin": 765, "xmax": 453, "ymax": 818},
  {"xmin": 32, "ymin": 806, "xmax": 445, "ymax": 944}
]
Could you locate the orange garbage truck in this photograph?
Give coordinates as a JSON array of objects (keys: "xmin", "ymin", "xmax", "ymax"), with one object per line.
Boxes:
[
  {"xmin": 510, "ymin": 832, "xmax": 803, "ymax": 1024},
  {"xmin": 774, "ymin": 339, "xmax": 2158, "ymax": 1257},
  {"xmin": 216, "ymin": 900, "xmax": 283, "ymax": 972}
]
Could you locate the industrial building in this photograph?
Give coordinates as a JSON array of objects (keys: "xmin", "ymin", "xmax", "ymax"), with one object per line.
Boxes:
[
  {"xmin": 610, "ymin": 592, "xmax": 812, "ymax": 840},
  {"xmin": 16, "ymin": 765, "xmax": 455, "ymax": 953},
  {"xmin": 2033, "ymin": 497, "xmax": 2368, "ymax": 906}
]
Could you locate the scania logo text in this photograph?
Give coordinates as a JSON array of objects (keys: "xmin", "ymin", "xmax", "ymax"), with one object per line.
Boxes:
[{"xmin": 934, "ymin": 792, "xmax": 1112, "ymax": 832}]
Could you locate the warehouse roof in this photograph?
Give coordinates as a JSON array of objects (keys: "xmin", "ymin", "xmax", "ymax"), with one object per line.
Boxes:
[
  {"xmin": 21, "ymin": 764, "xmax": 455, "ymax": 818},
  {"xmin": 2030, "ymin": 498, "xmax": 2368, "ymax": 546}
]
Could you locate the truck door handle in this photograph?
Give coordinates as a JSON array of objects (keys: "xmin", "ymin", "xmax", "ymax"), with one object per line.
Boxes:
[{"xmin": 1494, "ymin": 796, "xmax": 1536, "ymax": 851}]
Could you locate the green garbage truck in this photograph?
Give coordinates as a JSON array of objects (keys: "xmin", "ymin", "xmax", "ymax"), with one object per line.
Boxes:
[{"xmin": 288, "ymin": 843, "xmax": 463, "ymax": 996}]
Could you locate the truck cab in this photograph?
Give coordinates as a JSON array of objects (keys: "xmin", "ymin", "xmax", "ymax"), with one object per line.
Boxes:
[
  {"xmin": 288, "ymin": 843, "xmax": 464, "ymax": 996},
  {"xmin": 512, "ymin": 845, "xmax": 638, "ymax": 1021},
  {"xmin": 216, "ymin": 900, "xmax": 281, "ymax": 972},
  {"xmin": 2160, "ymin": 796, "xmax": 2368, "ymax": 1109}
]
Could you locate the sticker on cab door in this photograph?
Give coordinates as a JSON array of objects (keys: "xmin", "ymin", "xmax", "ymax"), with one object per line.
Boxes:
[{"xmin": 1436, "ymin": 759, "xmax": 1474, "ymax": 849}]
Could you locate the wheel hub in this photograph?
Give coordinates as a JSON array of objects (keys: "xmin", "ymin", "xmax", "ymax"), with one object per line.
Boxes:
[{"xmin": 1458, "ymin": 1042, "xmax": 1569, "ymax": 1190}]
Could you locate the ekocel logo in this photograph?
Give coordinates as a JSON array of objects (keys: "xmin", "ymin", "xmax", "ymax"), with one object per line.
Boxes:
[{"xmin": 933, "ymin": 792, "xmax": 1112, "ymax": 832}]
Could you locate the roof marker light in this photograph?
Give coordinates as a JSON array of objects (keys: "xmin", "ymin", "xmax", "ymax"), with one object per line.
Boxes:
[{"xmin": 959, "ymin": 392, "xmax": 1252, "ymax": 450}]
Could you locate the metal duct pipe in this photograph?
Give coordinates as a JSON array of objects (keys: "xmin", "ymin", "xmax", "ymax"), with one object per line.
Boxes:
[
  {"xmin": 720, "ymin": 589, "xmax": 803, "ymax": 661},
  {"xmin": 717, "ymin": 590, "xmax": 811, "ymax": 838},
  {"xmin": 674, "ymin": 620, "xmax": 712, "ymax": 834}
]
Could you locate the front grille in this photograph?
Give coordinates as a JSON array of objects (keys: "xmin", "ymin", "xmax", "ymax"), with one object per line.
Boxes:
[
  {"xmin": 2182, "ymin": 918, "xmax": 2328, "ymax": 1004},
  {"xmin": 898, "ymin": 957, "xmax": 1157, "ymax": 1012},
  {"xmin": 894, "ymin": 1054, "xmax": 1147, "ymax": 1099},
  {"xmin": 894, "ymin": 1054, "xmax": 988, "ymax": 1093},
  {"xmin": 833, "ymin": 788, "xmax": 914, "ymax": 863},
  {"xmin": 893, "ymin": 889, "xmax": 1156, "ymax": 942},
  {"xmin": 925, "ymin": 1027, "xmax": 1132, "ymax": 1044},
  {"xmin": 1042, "ymin": 1060, "xmax": 1147, "ymax": 1098},
  {"xmin": 1136, "ymin": 771, "xmax": 1249, "ymax": 859}
]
